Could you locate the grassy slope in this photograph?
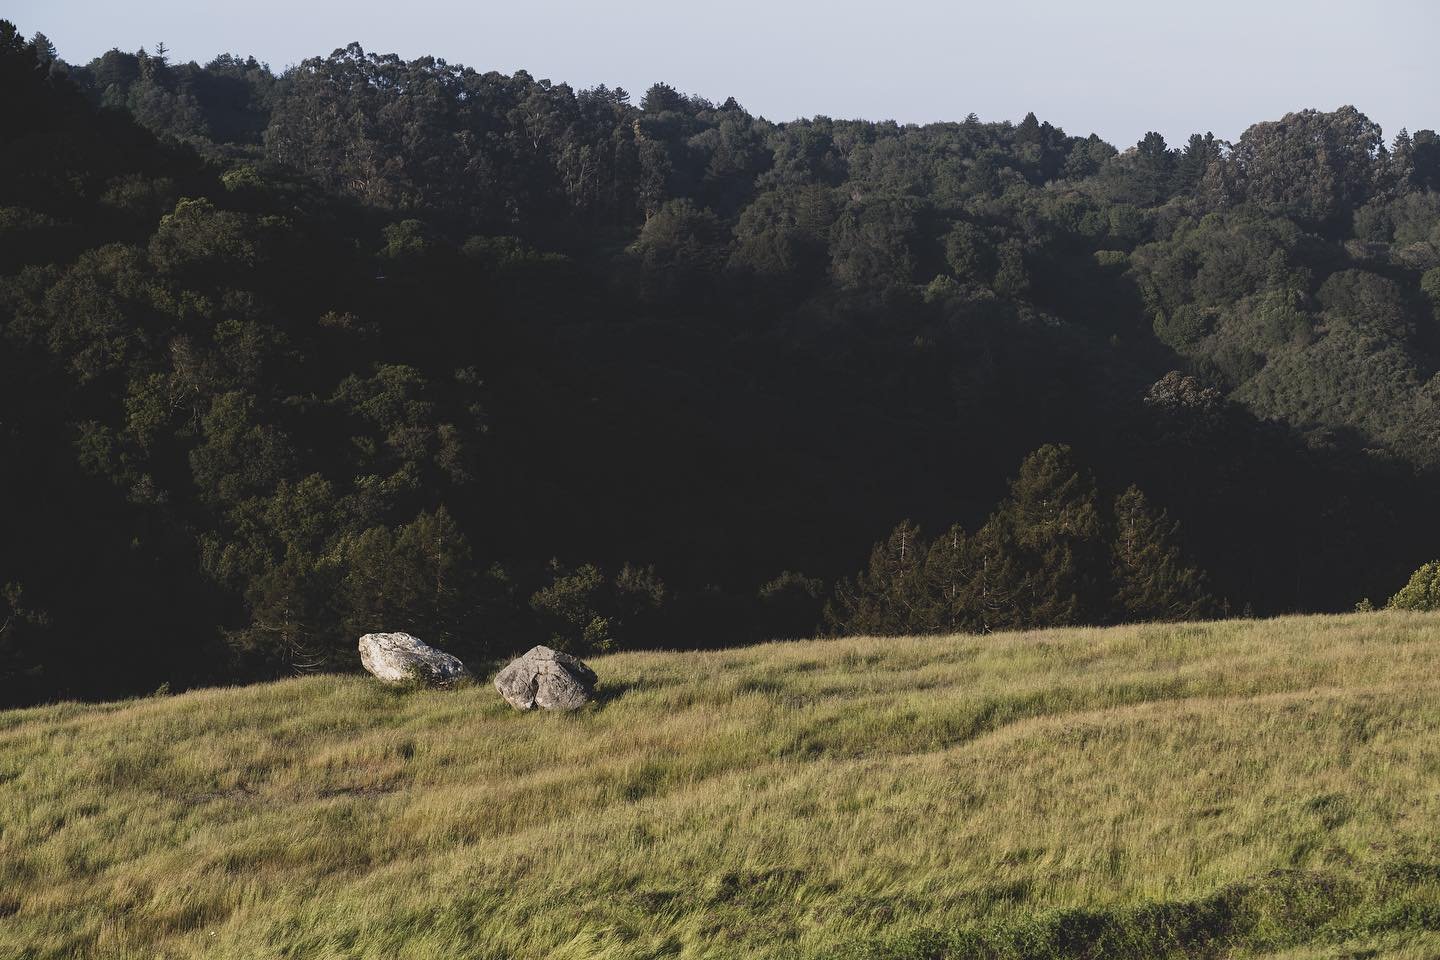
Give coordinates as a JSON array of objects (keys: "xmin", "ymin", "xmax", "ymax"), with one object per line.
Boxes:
[{"xmin": 2, "ymin": 613, "xmax": 1440, "ymax": 959}]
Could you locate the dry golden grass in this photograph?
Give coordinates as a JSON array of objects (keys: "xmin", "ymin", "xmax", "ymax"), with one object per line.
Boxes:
[{"xmin": 2, "ymin": 612, "xmax": 1439, "ymax": 958}]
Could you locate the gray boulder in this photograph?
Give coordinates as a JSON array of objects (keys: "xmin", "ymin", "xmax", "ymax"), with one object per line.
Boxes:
[
  {"xmin": 358, "ymin": 632, "xmax": 470, "ymax": 687},
  {"xmin": 494, "ymin": 645, "xmax": 598, "ymax": 711}
]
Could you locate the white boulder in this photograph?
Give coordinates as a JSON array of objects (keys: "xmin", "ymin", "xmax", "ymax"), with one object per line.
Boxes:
[{"xmin": 358, "ymin": 632, "xmax": 470, "ymax": 687}]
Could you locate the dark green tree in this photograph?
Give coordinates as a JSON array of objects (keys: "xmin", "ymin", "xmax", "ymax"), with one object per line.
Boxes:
[
  {"xmin": 992, "ymin": 239, "xmax": 1028, "ymax": 296},
  {"xmin": 640, "ymin": 82, "xmax": 686, "ymax": 114},
  {"xmin": 630, "ymin": 198, "xmax": 727, "ymax": 298},
  {"xmin": 826, "ymin": 521, "xmax": 927, "ymax": 635},
  {"xmin": 1387, "ymin": 561, "xmax": 1440, "ymax": 611},
  {"xmin": 1213, "ymin": 106, "xmax": 1383, "ymax": 230},
  {"xmin": 530, "ymin": 560, "xmax": 667, "ymax": 654},
  {"xmin": 986, "ymin": 444, "xmax": 1105, "ymax": 628},
  {"xmin": 943, "ymin": 221, "xmax": 994, "ymax": 284},
  {"xmin": 1176, "ymin": 132, "xmax": 1220, "ymax": 192},
  {"xmin": 756, "ymin": 571, "xmax": 827, "ymax": 639},
  {"xmin": 1110, "ymin": 486, "xmax": 1213, "ymax": 622},
  {"xmin": 188, "ymin": 391, "xmax": 294, "ymax": 505},
  {"xmin": 335, "ymin": 506, "xmax": 477, "ymax": 652},
  {"xmin": 920, "ymin": 524, "xmax": 979, "ymax": 634}
]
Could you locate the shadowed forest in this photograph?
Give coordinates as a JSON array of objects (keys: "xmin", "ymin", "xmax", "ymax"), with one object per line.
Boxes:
[{"xmin": 4, "ymin": 23, "xmax": 1440, "ymax": 705}]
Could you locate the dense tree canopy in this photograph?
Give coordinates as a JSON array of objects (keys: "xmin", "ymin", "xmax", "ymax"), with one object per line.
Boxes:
[
  {"xmin": 4, "ymin": 23, "xmax": 1440, "ymax": 705},
  {"xmin": 827, "ymin": 446, "xmax": 1215, "ymax": 636}
]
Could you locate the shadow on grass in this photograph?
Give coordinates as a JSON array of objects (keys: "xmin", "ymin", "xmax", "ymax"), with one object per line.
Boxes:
[
  {"xmin": 846, "ymin": 866, "xmax": 1440, "ymax": 960},
  {"xmin": 589, "ymin": 678, "xmax": 651, "ymax": 709}
]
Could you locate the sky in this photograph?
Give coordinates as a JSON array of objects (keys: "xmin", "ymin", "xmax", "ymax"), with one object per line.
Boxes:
[{"xmin": 9, "ymin": 0, "xmax": 1436, "ymax": 149}]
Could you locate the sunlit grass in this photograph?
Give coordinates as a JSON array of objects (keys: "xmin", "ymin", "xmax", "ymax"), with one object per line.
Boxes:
[{"xmin": 3, "ymin": 611, "xmax": 1439, "ymax": 958}]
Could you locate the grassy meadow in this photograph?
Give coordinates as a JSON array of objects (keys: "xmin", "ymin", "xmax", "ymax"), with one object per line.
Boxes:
[{"xmin": 2, "ymin": 612, "xmax": 1440, "ymax": 959}]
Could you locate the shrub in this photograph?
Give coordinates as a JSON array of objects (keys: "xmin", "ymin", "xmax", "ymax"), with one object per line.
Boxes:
[
  {"xmin": 756, "ymin": 571, "xmax": 826, "ymax": 639},
  {"xmin": 1387, "ymin": 560, "xmax": 1440, "ymax": 611},
  {"xmin": 529, "ymin": 560, "xmax": 668, "ymax": 655}
]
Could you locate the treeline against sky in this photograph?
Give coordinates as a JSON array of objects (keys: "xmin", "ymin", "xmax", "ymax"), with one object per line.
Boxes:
[{"xmin": 3, "ymin": 25, "xmax": 1440, "ymax": 704}]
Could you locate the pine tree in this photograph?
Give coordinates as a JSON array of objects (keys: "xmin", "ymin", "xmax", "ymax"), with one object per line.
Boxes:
[
  {"xmin": 925, "ymin": 519, "xmax": 1028, "ymax": 634},
  {"xmin": 338, "ymin": 506, "xmax": 476, "ymax": 649},
  {"xmin": 826, "ymin": 520, "xmax": 927, "ymax": 635},
  {"xmin": 1015, "ymin": 111, "xmax": 1042, "ymax": 146},
  {"xmin": 1110, "ymin": 486, "xmax": 1212, "ymax": 622},
  {"xmin": 28, "ymin": 31, "xmax": 55, "ymax": 66},
  {"xmin": 992, "ymin": 444, "xmax": 1105, "ymax": 628},
  {"xmin": 231, "ymin": 544, "xmax": 334, "ymax": 673},
  {"xmin": 1176, "ymin": 132, "xmax": 1220, "ymax": 193},
  {"xmin": 922, "ymin": 524, "xmax": 974, "ymax": 634}
]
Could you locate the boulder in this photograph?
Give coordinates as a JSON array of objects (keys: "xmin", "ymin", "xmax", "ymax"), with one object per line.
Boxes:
[
  {"xmin": 494, "ymin": 645, "xmax": 598, "ymax": 711},
  {"xmin": 358, "ymin": 632, "xmax": 470, "ymax": 687}
]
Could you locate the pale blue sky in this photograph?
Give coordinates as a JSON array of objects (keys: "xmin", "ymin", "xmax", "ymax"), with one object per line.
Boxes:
[{"xmin": 10, "ymin": 0, "xmax": 1436, "ymax": 149}]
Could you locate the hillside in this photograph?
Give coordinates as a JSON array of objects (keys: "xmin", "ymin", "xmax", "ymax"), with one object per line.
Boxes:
[
  {"xmin": 6, "ymin": 23, "xmax": 1440, "ymax": 706},
  {"xmin": 3, "ymin": 613, "xmax": 1439, "ymax": 958}
]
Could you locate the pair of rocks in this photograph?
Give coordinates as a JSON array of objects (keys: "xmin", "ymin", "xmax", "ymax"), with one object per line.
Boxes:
[{"xmin": 357, "ymin": 632, "xmax": 596, "ymax": 711}]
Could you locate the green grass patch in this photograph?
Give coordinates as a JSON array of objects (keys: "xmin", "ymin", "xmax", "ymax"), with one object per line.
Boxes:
[{"xmin": 1, "ymin": 612, "xmax": 1439, "ymax": 958}]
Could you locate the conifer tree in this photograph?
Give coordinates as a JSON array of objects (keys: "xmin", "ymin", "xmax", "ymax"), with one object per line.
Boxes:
[
  {"xmin": 826, "ymin": 520, "xmax": 927, "ymax": 635},
  {"xmin": 989, "ymin": 444, "xmax": 1106, "ymax": 629},
  {"xmin": 1176, "ymin": 132, "xmax": 1220, "ymax": 192},
  {"xmin": 927, "ymin": 519, "xmax": 1029, "ymax": 634},
  {"xmin": 231, "ymin": 544, "xmax": 334, "ymax": 672},
  {"xmin": 1109, "ymin": 486, "xmax": 1213, "ymax": 622},
  {"xmin": 922, "ymin": 524, "xmax": 974, "ymax": 634},
  {"xmin": 337, "ymin": 506, "xmax": 476, "ymax": 650}
]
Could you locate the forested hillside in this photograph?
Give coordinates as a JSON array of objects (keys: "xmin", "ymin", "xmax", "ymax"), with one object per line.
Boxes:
[{"xmin": 3, "ymin": 23, "xmax": 1440, "ymax": 705}]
